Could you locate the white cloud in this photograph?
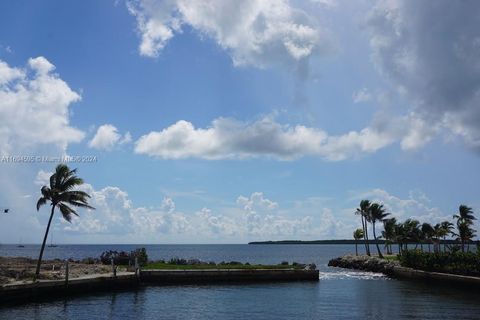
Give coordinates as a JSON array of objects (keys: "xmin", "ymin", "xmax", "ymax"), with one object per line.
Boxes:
[
  {"xmin": 28, "ymin": 172, "xmax": 466, "ymax": 242},
  {"xmin": 367, "ymin": 0, "xmax": 480, "ymax": 151},
  {"xmin": 34, "ymin": 170, "xmax": 52, "ymax": 186},
  {"xmin": 351, "ymin": 188, "xmax": 448, "ymax": 223},
  {"xmin": 352, "ymin": 88, "xmax": 372, "ymax": 103},
  {"xmin": 0, "ymin": 57, "xmax": 83, "ymax": 155},
  {"xmin": 88, "ymin": 124, "xmax": 131, "ymax": 151},
  {"xmin": 134, "ymin": 116, "xmax": 397, "ymax": 161},
  {"xmin": 127, "ymin": 0, "xmax": 329, "ymax": 69}
]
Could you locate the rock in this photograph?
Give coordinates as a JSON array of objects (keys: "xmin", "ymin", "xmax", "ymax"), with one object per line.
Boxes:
[{"xmin": 328, "ymin": 255, "xmax": 399, "ymax": 276}]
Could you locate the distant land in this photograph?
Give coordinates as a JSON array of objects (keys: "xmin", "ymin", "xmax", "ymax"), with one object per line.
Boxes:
[
  {"xmin": 248, "ymin": 239, "xmax": 469, "ymax": 245},
  {"xmin": 248, "ymin": 240, "xmax": 386, "ymax": 245}
]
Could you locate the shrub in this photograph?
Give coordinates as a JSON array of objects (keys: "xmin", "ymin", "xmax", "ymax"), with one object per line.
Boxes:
[
  {"xmin": 100, "ymin": 247, "xmax": 148, "ymax": 266},
  {"xmin": 399, "ymin": 249, "xmax": 480, "ymax": 276},
  {"xmin": 131, "ymin": 247, "xmax": 148, "ymax": 266}
]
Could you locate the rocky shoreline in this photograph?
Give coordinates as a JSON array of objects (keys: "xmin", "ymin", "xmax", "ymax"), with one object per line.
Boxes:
[
  {"xmin": 0, "ymin": 256, "xmax": 114, "ymax": 285},
  {"xmin": 328, "ymin": 255, "xmax": 399, "ymax": 276}
]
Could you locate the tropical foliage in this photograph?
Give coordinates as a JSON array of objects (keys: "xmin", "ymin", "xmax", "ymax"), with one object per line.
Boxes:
[
  {"xmin": 353, "ymin": 228, "xmax": 364, "ymax": 256},
  {"xmin": 399, "ymin": 249, "xmax": 480, "ymax": 277},
  {"xmin": 354, "ymin": 202, "xmax": 477, "ymax": 257}
]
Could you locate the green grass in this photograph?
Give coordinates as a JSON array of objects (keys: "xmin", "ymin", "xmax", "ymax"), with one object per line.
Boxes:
[{"xmin": 143, "ymin": 262, "xmax": 303, "ymax": 270}]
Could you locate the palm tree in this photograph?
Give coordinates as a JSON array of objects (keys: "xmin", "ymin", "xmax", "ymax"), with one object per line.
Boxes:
[
  {"xmin": 453, "ymin": 205, "xmax": 475, "ymax": 223},
  {"xmin": 439, "ymin": 221, "xmax": 454, "ymax": 252},
  {"xmin": 453, "ymin": 221, "xmax": 476, "ymax": 252},
  {"xmin": 368, "ymin": 203, "xmax": 390, "ymax": 258},
  {"xmin": 353, "ymin": 228, "xmax": 364, "ymax": 256},
  {"xmin": 355, "ymin": 200, "xmax": 371, "ymax": 256},
  {"xmin": 395, "ymin": 222, "xmax": 406, "ymax": 254},
  {"xmin": 402, "ymin": 219, "xmax": 421, "ymax": 251},
  {"xmin": 35, "ymin": 164, "xmax": 94, "ymax": 280},
  {"xmin": 453, "ymin": 205, "xmax": 476, "ymax": 252},
  {"xmin": 421, "ymin": 223, "xmax": 435, "ymax": 253},
  {"xmin": 382, "ymin": 217, "xmax": 397, "ymax": 255}
]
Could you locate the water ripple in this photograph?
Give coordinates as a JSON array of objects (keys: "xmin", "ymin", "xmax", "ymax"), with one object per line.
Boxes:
[{"xmin": 320, "ymin": 270, "xmax": 388, "ymax": 280}]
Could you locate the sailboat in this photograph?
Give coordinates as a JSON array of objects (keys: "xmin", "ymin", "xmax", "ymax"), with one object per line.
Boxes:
[
  {"xmin": 48, "ymin": 234, "xmax": 58, "ymax": 248},
  {"xmin": 17, "ymin": 237, "xmax": 24, "ymax": 248}
]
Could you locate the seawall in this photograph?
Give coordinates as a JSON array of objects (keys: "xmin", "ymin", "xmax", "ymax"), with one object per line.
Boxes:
[{"xmin": 0, "ymin": 268, "xmax": 319, "ymax": 305}]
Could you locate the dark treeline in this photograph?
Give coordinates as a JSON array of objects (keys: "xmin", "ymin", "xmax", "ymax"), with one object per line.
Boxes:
[{"xmin": 248, "ymin": 239, "xmax": 469, "ymax": 245}]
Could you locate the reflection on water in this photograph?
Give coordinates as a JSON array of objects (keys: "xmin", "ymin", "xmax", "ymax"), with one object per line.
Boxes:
[{"xmin": 1, "ymin": 244, "xmax": 479, "ymax": 319}]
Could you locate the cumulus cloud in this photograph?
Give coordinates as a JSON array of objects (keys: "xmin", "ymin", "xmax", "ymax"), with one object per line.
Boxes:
[
  {"xmin": 134, "ymin": 116, "xmax": 397, "ymax": 161},
  {"xmin": 88, "ymin": 124, "xmax": 132, "ymax": 151},
  {"xmin": 367, "ymin": 0, "xmax": 480, "ymax": 151},
  {"xmin": 58, "ymin": 184, "xmax": 320, "ymax": 241},
  {"xmin": 351, "ymin": 188, "xmax": 448, "ymax": 223},
  {"xmin": 127, "ymin": 0, "xmax": 329, "ymax": 68},
  {"xmin": 0, "ymin": 57, "xmax": 83, "ymax": 155}
]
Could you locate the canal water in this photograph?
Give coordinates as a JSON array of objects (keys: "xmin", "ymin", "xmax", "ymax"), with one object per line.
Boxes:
[{"xmin": 0, "ymin": 244, "xmax": 479, "ymax": 319}]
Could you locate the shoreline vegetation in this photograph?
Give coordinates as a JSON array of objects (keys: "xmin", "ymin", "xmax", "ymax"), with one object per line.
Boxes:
[{"xmin": 327, "ymin": 199, "xmax": 480, "ymax": 282}]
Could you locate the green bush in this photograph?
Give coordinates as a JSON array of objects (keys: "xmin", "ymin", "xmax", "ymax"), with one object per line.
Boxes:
[
  {"xmin": 100, "ymin": 247, "xmax": 148, "ymax": 266},
  {"xmin": 399, "ymin": 249, "xmax": 480, "ymax": 276}
]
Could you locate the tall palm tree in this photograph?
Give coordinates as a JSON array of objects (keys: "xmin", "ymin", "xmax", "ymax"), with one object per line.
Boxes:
[
  {"xmin": 353, "ymin": 228, "xmax": 364, "ymax": 256},
  {"xmin": 382, "ymin": 217, "xmax": 397, "ymax": 255},
  {"xmin": 35, "ymin": 164, "xmax": 94, "ymax": 280},
  {"xmin": 368, "ymin": 203, "xmax": 390, "ymax": 258},
  {"xmin": 355, "ymin": 200, "xmax": 371, "ymax": 256},
  {"xmin": 421, "ymin": 223, "xmax": 435, "ymax": 253}
]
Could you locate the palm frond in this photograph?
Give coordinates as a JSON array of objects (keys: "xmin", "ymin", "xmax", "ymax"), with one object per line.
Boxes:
[
  {"xmin": 36, "ymin": 197, "xmax": 47, "ymax": 211},
  {"xmin": 58, "ymin": 203, "xmax": 78, "ymax": 222}
]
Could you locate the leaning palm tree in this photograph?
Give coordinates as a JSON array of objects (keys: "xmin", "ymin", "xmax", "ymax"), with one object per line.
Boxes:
[
  {"xmin": 368, "ymin": 203, "xmax": 390, "ymax": 258},
  {"xmin": 35, "ymin": 164, "xmax": 94, "ymax": 280},
  {"xmin": 353, "ymin": 228, "xmax": 364, "ymax": 256},
  {"xmin": 355, "ymin": 200, "xmax": 371, "ymax": 256}
]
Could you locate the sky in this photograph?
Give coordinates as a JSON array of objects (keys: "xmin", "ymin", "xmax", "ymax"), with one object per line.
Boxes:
[{"xmin": 0, "ymin": 0, "xmax": 479, "ymax": 244}]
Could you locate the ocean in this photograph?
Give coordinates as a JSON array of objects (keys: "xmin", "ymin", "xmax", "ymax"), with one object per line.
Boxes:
[{"xmin": 0, "ymin": 244, "xmax": 479, "ymax": 319}]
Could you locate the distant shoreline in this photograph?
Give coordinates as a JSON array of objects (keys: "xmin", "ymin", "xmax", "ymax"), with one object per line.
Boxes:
[{"xmin": 248, "ymin": 239, "xmax": 468, "ymax": 245}]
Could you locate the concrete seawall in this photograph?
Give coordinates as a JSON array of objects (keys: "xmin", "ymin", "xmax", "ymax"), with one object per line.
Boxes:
[
  {"xmin": 141, "ymin": 268, "xmax": 319, "ymax": 284},
  {"xmin": 0, "ymin": 268, "xmax": 319, "ymax": 305}
]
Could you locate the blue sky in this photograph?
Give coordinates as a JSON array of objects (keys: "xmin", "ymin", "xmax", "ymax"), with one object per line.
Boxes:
[{"xmin": 1, "ymin": 0, "xmax": 479, "ymax": 244}]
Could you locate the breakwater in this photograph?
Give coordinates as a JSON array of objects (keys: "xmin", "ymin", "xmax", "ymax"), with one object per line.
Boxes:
[
  {"xmin": 328, "ymin": 255, "xmax": 480, "ymax": 287},
  {"xmin": 0, "ymin": 268, "xmax": 319, "ymax": 305}
]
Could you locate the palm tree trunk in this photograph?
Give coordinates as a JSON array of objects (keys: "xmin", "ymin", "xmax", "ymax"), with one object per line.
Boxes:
[
  {"xmin": 361, "ymin": 216, "xmax": 369, "ymax": 256},
  {"xmin": 34, "ymin": 205, "xmax": 55, "ymax": 280},
  {"xmin": 364, "ymin": 218, "xmax": 371, "ymax": 256},
  {"xmin": 372, "ymin": 222, "xmax": 383, "ymax": 258},
  {"xmin": 355, "ymin": 242, "xmax": 358, "ymax": 256}
]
